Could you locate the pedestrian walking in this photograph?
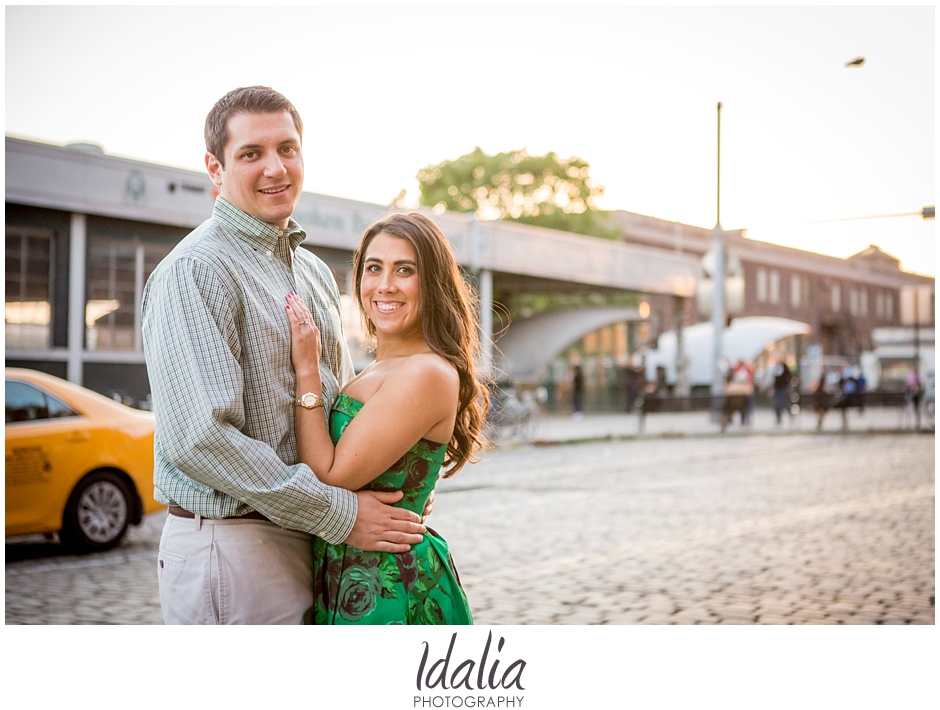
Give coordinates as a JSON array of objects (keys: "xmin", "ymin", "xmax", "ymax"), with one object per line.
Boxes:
[
  {"xmin": 905, "ymin": 369, "xmax": 925, "ymax": 430},
  {"xmin": 771, "ymin": 359, "xmax": 792, "ymax": 425},
  {"xmin": 571, "ymin": 363, "xmax": 585, "ymax": 420},
  {"xmin": 625, "ymin": 365, "xmax": 641, "ymax": 413},
  {"xmin": 721, "ymin": 359, "xmax": 754, "ymax": 432},
  {"xmin": 833, "ymin": 367, "xmax": 863, "ymax": 430}
]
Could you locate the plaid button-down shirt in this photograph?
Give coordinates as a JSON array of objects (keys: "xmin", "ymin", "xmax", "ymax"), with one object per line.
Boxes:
[{"xmin": 141, "ymin": 198, "xmax": 357, "ymax": 543}]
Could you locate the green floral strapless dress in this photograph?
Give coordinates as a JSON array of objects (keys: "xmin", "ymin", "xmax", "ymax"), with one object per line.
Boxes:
[{"xmin": 311, "ymin": 394, "xmax": 473, "ymax": 625}]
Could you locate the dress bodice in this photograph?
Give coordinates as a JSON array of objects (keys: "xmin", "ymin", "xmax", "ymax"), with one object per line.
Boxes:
[
  {"xmin": 314, "ymin": 394, "xmax": 470, "ymax": 625},
  {"xmin": 329, "ymin": 394, "xmax": 447, "ymax": 515}
]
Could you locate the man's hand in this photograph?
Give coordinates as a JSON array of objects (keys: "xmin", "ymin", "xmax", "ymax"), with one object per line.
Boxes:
[{"xmin": 346, "ymin": 490, "xmax": 426, "ymax": 553}]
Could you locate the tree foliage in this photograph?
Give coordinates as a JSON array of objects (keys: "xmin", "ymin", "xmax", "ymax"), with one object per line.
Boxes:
[{"xmin": 414, "ymin": 147, "xmax": 620, "ymax": 239}]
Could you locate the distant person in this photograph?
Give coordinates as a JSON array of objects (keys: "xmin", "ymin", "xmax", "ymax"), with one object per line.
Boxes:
[
  {"xmin": 812, "ymin": 378, "xmax": 828, "ymax": 431},
  {"xmin": 572, "ymin": 364, "xmax": 585, "ymax": 420},
  {"xmin": 625, "ymin": 365, "xmax": 641, "ymax": 413},
  {"xmin": 720, "ymin": 359, "xmax": 752, "ymax": 433},
  {"xmin": 814, "ymin": 371, "xmax": 840, "ymax": 431},
  {"xmin": 856, "ymin": 369, "xmax": 867, "ymax": 415},
  {"xmin": 906, "ymin": 369, "xmax": 925, "ymax": 429},
  {"xmin": 771, "ymin": 359, "xmax": 792, "ymax": 425},
  {"xmin": 833, "ymin": 366, "xmax": 862, "ymax": 430},
  {"xmin": 142, "ymin": 86, "xmax": 427, "ymax": 624},
  {"xmin": 286, "ymin": 212, "xmax": 486, "ymax": 624}
]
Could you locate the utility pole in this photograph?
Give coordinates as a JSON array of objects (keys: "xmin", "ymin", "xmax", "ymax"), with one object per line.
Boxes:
[
  {"xmin": 710, "ymin": 101, "xmax": 726, "ymax": 398},
  {"xmin": 914, "ymin": 292, "xmax": 921, "ymax": 430}
]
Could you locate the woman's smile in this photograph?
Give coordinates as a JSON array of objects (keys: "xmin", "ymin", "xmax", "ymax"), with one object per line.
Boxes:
[{"xmin": 360, "ymin": 232, "xmax": 422, "ymax": 341}]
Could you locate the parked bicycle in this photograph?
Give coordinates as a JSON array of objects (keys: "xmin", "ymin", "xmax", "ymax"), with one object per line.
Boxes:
[{"xmin": 485, "ymin": 386, "xmax": 547, "ymax": 444}]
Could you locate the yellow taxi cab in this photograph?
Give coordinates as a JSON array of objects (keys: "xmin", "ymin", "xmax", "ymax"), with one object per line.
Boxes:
[{"xmin": 5, "ymin": 368, "xmax": 163, "ymax": 552}]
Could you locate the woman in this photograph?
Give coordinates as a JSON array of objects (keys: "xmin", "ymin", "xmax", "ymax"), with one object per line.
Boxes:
[{"xmin": 286, "ymin": 212, "xmax": 487, "ymax": 624}]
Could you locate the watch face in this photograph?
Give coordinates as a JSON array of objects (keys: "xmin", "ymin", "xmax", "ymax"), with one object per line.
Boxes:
[{"xmin": 300, "ymin": 393, "xmax": 320, "ymax": 408}]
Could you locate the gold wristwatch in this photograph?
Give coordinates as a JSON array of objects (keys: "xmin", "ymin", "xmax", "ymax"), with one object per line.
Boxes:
[{"xmin": 295, "ymin": 392, "xmax": 325, "ymax": 410}]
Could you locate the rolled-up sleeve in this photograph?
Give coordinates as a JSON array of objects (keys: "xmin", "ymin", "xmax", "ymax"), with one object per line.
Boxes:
[{"xmin": 142, "ymin": 253, "xmax": 357, "ymax": 543}]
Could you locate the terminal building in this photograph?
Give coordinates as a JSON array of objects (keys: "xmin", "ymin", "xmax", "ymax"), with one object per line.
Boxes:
[{"xmin": 5, "ymin": 135, "xmax": 934, "ymax": 412}]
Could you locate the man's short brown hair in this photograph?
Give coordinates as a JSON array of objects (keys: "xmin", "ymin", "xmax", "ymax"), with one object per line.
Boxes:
[{"xmin": 204, "ymin": 86, "xmax": 303, "ymax": 166}]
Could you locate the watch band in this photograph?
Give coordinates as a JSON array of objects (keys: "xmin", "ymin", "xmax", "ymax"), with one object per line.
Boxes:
[{"xmin": 295, "ymin": 392, "xmax": 325, "ymax": 410}]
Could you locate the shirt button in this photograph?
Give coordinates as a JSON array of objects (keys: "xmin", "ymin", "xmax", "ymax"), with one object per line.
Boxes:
[{"xmin": 266, "ymin": 251, "xmax": 273, "ymax": 257}]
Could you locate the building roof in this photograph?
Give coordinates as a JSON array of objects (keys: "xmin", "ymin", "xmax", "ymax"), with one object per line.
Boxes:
[
  {"xmin": 5, "ymin": 135, "xmax": 698, "ymax": 298},
  {"xmin": 610, "ymin": 209, "xmax": 933, "ymax": 288}
]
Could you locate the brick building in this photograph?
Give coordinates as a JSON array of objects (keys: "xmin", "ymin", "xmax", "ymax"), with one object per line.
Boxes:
[{"xmin": 611, "ymin": 211, "xmax": 934, "ymax": 362}]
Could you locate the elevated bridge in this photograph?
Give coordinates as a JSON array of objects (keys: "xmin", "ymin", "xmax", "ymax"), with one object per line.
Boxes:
[{"xmin": 6, "ymin": 136, "xmax": 697, "ymax": 389}]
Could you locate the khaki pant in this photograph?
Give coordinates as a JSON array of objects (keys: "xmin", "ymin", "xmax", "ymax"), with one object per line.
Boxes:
[{"xmin": 157, "ymin": 512, "xmax": 314, "ymax": 624}]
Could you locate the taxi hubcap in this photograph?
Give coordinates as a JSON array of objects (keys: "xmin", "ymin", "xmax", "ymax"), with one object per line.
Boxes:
[{"xmin": 77, "ymin": 481, "xmax": 128, "ymax": 543}]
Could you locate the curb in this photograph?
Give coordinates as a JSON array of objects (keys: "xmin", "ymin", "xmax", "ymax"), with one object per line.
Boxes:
[{"xmin": 524, "ymin": 427, "xmax": 936, "ymax": 448}]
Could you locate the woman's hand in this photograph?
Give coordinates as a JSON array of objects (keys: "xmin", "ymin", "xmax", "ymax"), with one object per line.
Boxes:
[{"xmin": 286, "ymin": 292, "xmax": 322, "ymax": 378}]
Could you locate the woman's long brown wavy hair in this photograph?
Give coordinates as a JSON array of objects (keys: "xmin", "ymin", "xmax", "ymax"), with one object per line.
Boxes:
[{"xmin": 352, "ymin": 212, "xmax": 489, "ymax": 476}]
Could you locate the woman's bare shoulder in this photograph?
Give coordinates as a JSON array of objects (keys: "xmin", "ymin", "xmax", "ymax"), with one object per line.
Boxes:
[{"xmin": 393, "ymin": 352, "xmax": 459, "ymax": 393}]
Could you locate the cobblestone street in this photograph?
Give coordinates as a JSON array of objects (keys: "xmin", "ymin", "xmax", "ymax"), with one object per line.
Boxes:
[{"xmin": 6, "ymin": 432, "xmax": 934, "ymax": 625}]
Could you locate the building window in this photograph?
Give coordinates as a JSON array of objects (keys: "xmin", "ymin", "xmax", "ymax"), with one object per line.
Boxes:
[
  {"xmin": 769, "ymin": 270, "xmax": 780, "ymax": 304},
  {"xmin": 859, "ymin": 288, "xmax": 868, "ymax": 316},
  {"xmin": 849, "ymin": 288, "xmax": 858, "ymax": 315},
  {"xmin": 87, "ymin": 239, "xmax": 136, "ymax": 351},
  {"xmin": 5, "ymin": 228, "xmax": 53, "ymax": 350},
  {"xmin": 886, "ymin": 293, "xmax": 894, "ymax": 320},
  {"xmin": 757, "ymin": 268, "xmax": 768, "ymax": 303},
  {"xmin": 876, "ymin": 292, "xmax": 884, "ymax": 318},
  {"xmin": 832, "ymin": 284, "xmax": 841, "ymax": 311},
  {"xmin": 790, "ymin": 274, "xmax": 802, "ymax": 308},
  {"xmin": 86, "ymin": 238, "xmax": 172, "ymax": 352}
]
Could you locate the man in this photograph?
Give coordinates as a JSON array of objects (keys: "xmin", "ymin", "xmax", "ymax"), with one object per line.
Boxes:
[
  {"xmin": 771, "ymin": 358, "xmax": 792, "ymax": 425},
  {"xmin": 141, "ymin": 86, "xmax": 425, "ymax": 624},
  {"xmin": 571, "ymin": 363, "xmax": 584, "ymax": 420},
  {"xmin": 905, "ymin": 369, "xmax": 924, "ymax": 430}
]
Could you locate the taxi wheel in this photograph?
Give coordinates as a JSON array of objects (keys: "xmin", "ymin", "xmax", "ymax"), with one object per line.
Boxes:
[{"xmin": 60, "ymin": 471, "xmax": 133, "ymax": 553}]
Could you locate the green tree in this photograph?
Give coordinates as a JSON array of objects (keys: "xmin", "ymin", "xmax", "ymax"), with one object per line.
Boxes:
[{"xmin": 414, "ymin": 147, "xmax": 620, "ymax": 239}]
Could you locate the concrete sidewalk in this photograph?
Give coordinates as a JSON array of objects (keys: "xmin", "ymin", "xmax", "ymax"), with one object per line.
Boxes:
[{"xmin": 531, "ymin": 404, "xmax": 933, "ymax": 445}]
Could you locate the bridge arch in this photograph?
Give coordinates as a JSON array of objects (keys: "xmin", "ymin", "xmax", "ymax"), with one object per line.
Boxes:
[{"xmin": 493, "ymin": 307, "xmax": 644, "ymax": 385}]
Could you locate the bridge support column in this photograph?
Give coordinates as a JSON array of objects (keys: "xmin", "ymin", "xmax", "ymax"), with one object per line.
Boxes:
[
  {"xmin": 478, "ymin": 268, "xmax": 493, "ymax": 377},
  {"xmin": 68, "ymin": 212, "xmax": 87, "ymax": 386}
]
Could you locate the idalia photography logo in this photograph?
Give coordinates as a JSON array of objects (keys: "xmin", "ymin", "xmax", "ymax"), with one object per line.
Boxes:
[{"xmin": 414, "ymin": 631, "xmax": 526, "ymax": 707}]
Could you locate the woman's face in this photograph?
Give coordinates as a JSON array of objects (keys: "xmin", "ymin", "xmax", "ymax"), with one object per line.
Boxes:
[{"xmin": 359, "ymin": 232, "xmax": 423, "ymax": 341}]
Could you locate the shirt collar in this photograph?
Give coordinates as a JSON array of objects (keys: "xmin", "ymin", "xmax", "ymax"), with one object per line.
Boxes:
[{"xmin": 213, "ymin": 197, "xmax": 307, "ymax": 253}]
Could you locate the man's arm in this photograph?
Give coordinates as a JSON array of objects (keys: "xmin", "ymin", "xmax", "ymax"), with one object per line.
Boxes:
[{"xmin": 143, "ymin": 254, "xmax": 355, "ymax": 541}]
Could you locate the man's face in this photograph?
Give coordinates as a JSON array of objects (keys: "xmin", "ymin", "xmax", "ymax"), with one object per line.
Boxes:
[{"xmin": 205, "ymin": 111, "xmax": 303, "ymax": 228}]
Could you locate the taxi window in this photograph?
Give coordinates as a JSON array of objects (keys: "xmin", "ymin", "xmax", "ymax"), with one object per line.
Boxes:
[{"xmin": 5, "ymin": 381, "xmax": 78, "ymax": 423}]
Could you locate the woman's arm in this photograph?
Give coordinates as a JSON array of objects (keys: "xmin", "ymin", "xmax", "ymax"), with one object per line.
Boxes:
[
  {"xmin": 286, "ymin": 293, "xmax": 457, "ymax": 491},
  {"xmin": 286, "ymin": 292, "xmax": 337, "ymax": 479},
  {"xmin": 325, "ymin": 357, "xmax": 456, "ymax": 490}
]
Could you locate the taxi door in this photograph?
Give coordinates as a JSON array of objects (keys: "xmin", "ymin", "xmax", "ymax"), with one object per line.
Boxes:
[{"xmin": 5, "ymin": 380, "xmax": 91, "ymax": 537}]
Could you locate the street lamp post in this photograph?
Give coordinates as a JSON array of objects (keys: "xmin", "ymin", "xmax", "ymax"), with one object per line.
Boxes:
[{"xmin": 710, "ymin": 102, "xmax": 726, "ymax": 398}]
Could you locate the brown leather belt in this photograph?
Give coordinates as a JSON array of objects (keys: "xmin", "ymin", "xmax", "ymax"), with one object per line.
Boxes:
[{"xmin": 168, "ymin": 505, "xmax": 270, "ymax": 522}]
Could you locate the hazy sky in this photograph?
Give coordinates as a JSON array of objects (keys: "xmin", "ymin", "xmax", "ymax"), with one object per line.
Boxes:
[{"xmin": 5, "ymin": 4, "xmax": 935, "ymax": 275}]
